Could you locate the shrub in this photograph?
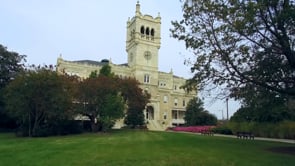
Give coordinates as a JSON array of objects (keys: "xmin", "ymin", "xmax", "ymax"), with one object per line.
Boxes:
[
  {"xmin": 212, "ymin": 126, "xmax": 233, "ymax": 135},
  {"xmin": 228, "ymin": 121, "xmax": 295, "ymax": 139}
]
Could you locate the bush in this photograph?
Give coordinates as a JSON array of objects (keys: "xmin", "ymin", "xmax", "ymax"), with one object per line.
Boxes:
[
  {"xmin": 15, "ymin": 120, "xmax": 84, "ymax": 137},
  {"xmin": 212, "ymin": 126, "xmax": 233, "ymax": 135},
  {"xmin": 228, "ymin": 121, "xmax": 295, "ymax": 139}
]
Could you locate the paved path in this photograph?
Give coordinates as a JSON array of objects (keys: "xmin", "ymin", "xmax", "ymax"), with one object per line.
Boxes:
[
  {"xmin": 169, "ymin": 131, "xmax": 295, "ymax": 144},
  {"xmin": 213, "ymin": 133, "xmax": 295, "ymax": 144}
]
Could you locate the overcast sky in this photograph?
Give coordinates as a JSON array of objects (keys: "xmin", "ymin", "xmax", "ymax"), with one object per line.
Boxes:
[{"xmin": 0, "ymin": 0, "xmax": 239, "ymax": 119}]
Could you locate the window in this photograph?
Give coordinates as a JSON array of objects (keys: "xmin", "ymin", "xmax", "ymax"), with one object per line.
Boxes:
[
  {"xmin": 151, "ymin": 29, "xmax": 154, "ymax": 36},
  {"xmin": 140, "ymin": 26, "xmax": 145, "ymax": 34},
  {"xmin": 174, "ymin": 98, "xmax": 178, "ymax": 106},
  {"xmin": 173, "ymin": 111, "xmax": 178, "ymax": 119},
  {"xmin": 144, "ymin": 74, "xmax": 150, "ymax": 83},
  {"xmin": 163, "ymin": 95, "xmax": 168, "ymax": 103},
  {"xmin": 183, "ymin": 99, "xmax": 186, "ymax": 107},
  {"xmin": 140, "ymin": 26, "xmax": 145, "ymax": 38},
  {"xmin": 174, "ymin": 85, "xmax": 177, "ymax": 90},
  {"xmin": 163, "ymin": 112, "xmax": 167, "ymax": 120},
  {"xmin": 159, "ymin": 81, "xmax": 166, "ymax": 87},
  {"xmin": 151, "ymin": 29, "xmax": 155, "ymax": 40},
  {"xmin": 145, "ymin": 27, "xmax": 150, "ymax": 35}
]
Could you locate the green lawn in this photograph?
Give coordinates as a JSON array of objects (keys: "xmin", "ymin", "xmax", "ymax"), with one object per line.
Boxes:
[{"xmin": 0, "ymin": 130, "xmax": 294, "ymax": 166}]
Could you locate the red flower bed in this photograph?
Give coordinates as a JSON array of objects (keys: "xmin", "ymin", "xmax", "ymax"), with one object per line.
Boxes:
[{"xmin": 172, "ymin": 126, "xmax": 215, "ymax": 133}]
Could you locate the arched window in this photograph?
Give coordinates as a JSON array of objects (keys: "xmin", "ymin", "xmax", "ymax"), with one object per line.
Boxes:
[
  {"xmin": 145, "ymin": 27, "xmax": 150, "ymax": 35},
  {"xmin": 140, "ymin": 26, "xmax": 145, "ymax": 34},
  {"xmin": 151, "ymin": 29, "xmax": 155, "ymax": 36}
]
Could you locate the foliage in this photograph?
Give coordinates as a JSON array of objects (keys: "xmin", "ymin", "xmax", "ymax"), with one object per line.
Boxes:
[
  {"xmin": 100, "ymin": 94, "xmax": 125, "ymax": 132},
  {"xmin": 4, "ymin": 69, "xmax": 76, "ymax": 136},
  {"xmin": 231, "ymin": 86, "xmax": 295, "ymax": 123},
  {"xmin": 76, "ymin": 75, "xmax": 124, "ymax": 132},
  {"xmin": 77, "ymin": 66, "xmax": 149, "ymax": 131},
  {"xmin": 99, "ymin": 64, "xmax": 114, "ymax": 77},
  {"xmin": 229, "ymin": 121, "xmax": 295, "ymax": 139},
  {"xmin": 184, "ymin": 97, "xmax": 217, "ymax": 125},
  {"xmin": 171, "ymin": 0, "xmax": 295, "ymax": 97},
  {"xmin": 0, "ymin": 44, "xmax": 26, "ymax": 89},
  {"xmin": 0, "ymin": 44, "xmax": 26, "ymax": 130},
  {"xmin": 120, "ymin": 78, "xmax": 150, "ymax": 127},
  {"xmin": 212, "ymin": 122, "xmax": 233, "ymax": 135},
  {"xmin": 89, "ymin": 64, "xmax": 114, "ymax": 78},
  {"xmin": 0, "ymin": 131, "xmax": 295, "ymax": 166},
  {"xmin": 124, "ymin": 109, "xmax": 145, "ymax": 127},
  {"xmin": 89, "ymin": 70, "xmax": 98, "ymax": 78}
]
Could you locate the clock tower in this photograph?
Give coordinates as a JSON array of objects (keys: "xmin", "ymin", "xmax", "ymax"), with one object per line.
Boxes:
[{"xmin": 126, "ymin": 2, "xmax": 161, "ymax": 86}]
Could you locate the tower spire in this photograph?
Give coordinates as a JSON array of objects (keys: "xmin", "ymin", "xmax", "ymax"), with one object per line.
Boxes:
[{"xmin": 136, "ymin": 1, "xmax": 141, "ymax": 16}]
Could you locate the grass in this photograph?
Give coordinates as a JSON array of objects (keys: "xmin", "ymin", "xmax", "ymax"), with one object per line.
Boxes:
[{"xmin": 0, "ymin": 130, "xmax": 294, "ymax": 166}]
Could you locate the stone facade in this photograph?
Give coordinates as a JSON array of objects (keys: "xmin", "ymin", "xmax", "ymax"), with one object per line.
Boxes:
[{"xmin": 56, "ymin": 2, "xmax": 196, "ymax": 130}]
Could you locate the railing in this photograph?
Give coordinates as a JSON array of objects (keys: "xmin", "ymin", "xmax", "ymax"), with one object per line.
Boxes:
[{"xmin": 172, "ymin": 119, "xmax": 185, "ymax": 124}]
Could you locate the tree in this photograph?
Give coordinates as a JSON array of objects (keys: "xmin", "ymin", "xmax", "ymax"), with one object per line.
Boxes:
[
  {"xmin": 99, "ymin": 64, "xmax": 114, "ymax": 77},
  {"xmin": 185, "ymin": 97, "xmax": 217, "ymax": 125},
  {"xmin": 171, "ymin": 0, "xmax": 295, "ymax": 98},
  {"xmin": 0, "ymin": 45, "xmax": 26, "ymax": 129},
  {"xmin": 76, "ymin": 65, "xmax": 125, "ymax": 132},
  {"xmin": 76, "ymin": 75, "xmax": 122, "ymax": 131},
  {"xmin": 0, "ymin": 44, "xmax": 26, "ymax": 89},
  {"xmin": 77, "ymin": 65, "xmax": 149, "ymax": 130},
  {"xmin": 100, "ymin": 94, "xmax": 125, "ymax": 131},
  {"xmin": 231, "ymin": 84, "xmax": 295, "ymax": 123},
  {"xmin": 120, "ymin": 78, "xmax": 150, "ymax": 128},
  {"xmin": 4, "ymin": 69, "xmax": 76, "ymax": 136}
]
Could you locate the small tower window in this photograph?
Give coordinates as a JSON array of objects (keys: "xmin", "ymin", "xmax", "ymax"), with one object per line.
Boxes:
[
  {"xmin": 151, "ymin": 29, "xmax": 155, "ymax": 40},
  {"xmin": 151, "ymin": 29, "xmax": 154, "ymax": 36},
  {"xmin": 140, "ymin": 26, "xmax": 145, "ymax": 34},
  {"xmin": 146, "ymin": 27, "xmax": 150, "ymax": 35}
]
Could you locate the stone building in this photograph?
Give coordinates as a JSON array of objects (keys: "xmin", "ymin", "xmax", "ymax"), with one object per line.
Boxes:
[{"xmin": 56, "ymin": 2, "xmax": 196, "ymax": 130}]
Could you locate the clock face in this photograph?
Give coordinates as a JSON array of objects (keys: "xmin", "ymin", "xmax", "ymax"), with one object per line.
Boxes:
[{"xmin": 144, "ymin": 51, "xmax": 151, "ymax": 60}]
